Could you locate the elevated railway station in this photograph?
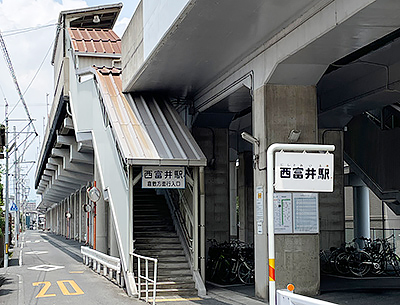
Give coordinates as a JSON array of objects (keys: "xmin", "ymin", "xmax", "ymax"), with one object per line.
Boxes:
[{"xmin": 32, "ymin": 0, "xmax": 400, "ymax": 302}]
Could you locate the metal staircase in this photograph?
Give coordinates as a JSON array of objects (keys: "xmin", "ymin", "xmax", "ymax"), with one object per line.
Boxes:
[
  {"xmin": 133, "ymin": 187, "xmax": 197, "ymax": 296},
  {"xmin": 345, "ymin": 108, "xmax": 400, "ymax": 214}
]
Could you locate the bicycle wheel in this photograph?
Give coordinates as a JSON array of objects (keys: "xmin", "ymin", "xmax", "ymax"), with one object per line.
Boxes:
[
  {"xmin": 384, "ymin": 253, "xmax": 400, "ymax": 276},
  {"xmin": 347, "ymin": 251, "xmax": 372, "ymax": 277},
  {"xmin": 217, "ymin": 258, "xmax": 232, "ymax": 284},
  {"xmin": 228, "ymin": 260, "xmax": 239, "ymax": 283},
  {"xmin": 335, "ymin": 252, "xmax": 350, "ymax": 275},
  {"xmin": 320, "ymin": 250, "xmax": 333, "ymax": 274},
  {"xmin": 370, "ymin": 254, "xmax": 385, "ymax": 275},
  {"xmin": 238, "ymin": 261, "xmax": 254, "ymax": 284}
]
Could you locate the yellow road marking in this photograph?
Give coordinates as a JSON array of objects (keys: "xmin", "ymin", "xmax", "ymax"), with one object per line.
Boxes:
[
  {"xmin": 156, "ymin": 297, "xmax": 202, "ymax": 302},
  {"xmin": 33, "ymin": 281, "xmax": 56, "ymax": 298},
  {"xmin": 69, "ymin": 271, "xmax": 84, "ymax": 274},
  {"xmin": 57, "ymin": 280, "xmax": 84, "ymax": 295}
]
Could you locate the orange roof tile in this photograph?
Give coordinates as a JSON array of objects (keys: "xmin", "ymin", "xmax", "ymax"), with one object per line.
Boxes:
[{"xmin": 68, "ymin": 28, "xmax": 121, "ymax": 54}]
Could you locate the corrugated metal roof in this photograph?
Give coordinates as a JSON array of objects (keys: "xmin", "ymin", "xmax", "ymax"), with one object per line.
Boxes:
[
  {"xmin": 68, "ymin": 28, "xmax": 121, "ymax": 54},
  {"xmin": 94, "ymin": 67, "xmax": 206, "ymax": 167}
]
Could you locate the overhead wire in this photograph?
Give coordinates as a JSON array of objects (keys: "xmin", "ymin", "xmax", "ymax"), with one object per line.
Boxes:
[
  {"xmin": 8, "ymin": 37, "xmax": 55, "ymax": 117},
  {"xmin": 2, "ymin": 23, "xmax": 57, "ymax": 37}
]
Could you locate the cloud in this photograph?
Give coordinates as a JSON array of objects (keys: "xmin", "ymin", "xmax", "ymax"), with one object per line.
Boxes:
[{"xmin": 0, "ymin": 0, "xmax": 89, "ymax": 200}]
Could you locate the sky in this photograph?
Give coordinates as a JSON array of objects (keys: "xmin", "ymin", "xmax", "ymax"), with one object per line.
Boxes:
[{"xmin": 0, "ymin": 0, "xmax": 140, "ymax": 203}]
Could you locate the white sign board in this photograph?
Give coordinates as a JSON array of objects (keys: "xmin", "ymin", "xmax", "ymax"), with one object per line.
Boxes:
[
  {"xmin": 275, "ymin": 152, "xmax": 334, "ymax": 192},
  {"xmin": 142, "ymin": 166, "xmax": 185, "ymax": 189},
  {"xmin": 293, "ymin": 193, "xmax": 318, "ymax": 233},
  {"xmin": 273, "ymin": 193, "xmax": 292, "ymax": 234}
]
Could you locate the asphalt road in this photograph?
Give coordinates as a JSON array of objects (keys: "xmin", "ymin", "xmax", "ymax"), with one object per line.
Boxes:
[
  {"xmin": 0, "ymin": 230, "xmax": 267, "ymax": 305},
  {"xmin": 4, "ymin": 230, "xmax": 400, "ymax": 305},
  {"xmin": 2, "ymin": 230, "xmax": 140, "ymax": 305}
]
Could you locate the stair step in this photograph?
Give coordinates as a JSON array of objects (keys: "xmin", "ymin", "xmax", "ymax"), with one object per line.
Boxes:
[
  {"xmin": 135, "ymin": 237, "xmax": 180, "ymax": 244},
  {"xmin": 135, "ymin": 243, "xmax": 183, "ymax": 250},
  {"xmin": 147, "ymin": 268, "xmax": 192, "ymax": 276},
  {"xmin": 135, "ymin": 249, "xmax": 185, "ymax": 257},
  {"xmin": 157, "ymin": 275, "xmax": 194, "ymax": 282},
  {"xmin": 144, "ymin": 288, "xmax": 198, "ymax": 297},
  {"xmin": 134, "ymin": 231, "xmax": 178, "ymax": 238},
  {"xmin": 138, "ymin": 281, "xmax": 196, "ymax": 290},
  {"xmin": 133, "ymin": 224, "xmax": 175, "ymax": 230},
  {"xmin": 135, "ymin": 218, "xmax": 172, "ymax": 225}
]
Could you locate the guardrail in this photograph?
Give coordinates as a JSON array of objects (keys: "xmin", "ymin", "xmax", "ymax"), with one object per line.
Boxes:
[
  {"xmin": 81, "ymin": 246, "xmax": 124, "ymax": 287},
  {"xmin": 131, "ymin": 252, "xmax": 158, "ymax": 305},
  {"xmin": 277, "ymin": 290, "xmax": 337, "ymax": 305}
]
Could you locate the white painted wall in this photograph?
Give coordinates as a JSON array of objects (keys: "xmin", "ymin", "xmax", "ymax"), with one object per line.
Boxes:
[{"xmin": 143, "ymin": 0, "xmax": 189, "ymax": 58}]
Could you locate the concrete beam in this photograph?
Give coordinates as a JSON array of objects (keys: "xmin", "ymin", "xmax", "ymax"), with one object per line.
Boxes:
[
  {"xmin": 59, "ymin": 117, "xmax": 74, "ymax": 135},
  {"xmin": 52, "ymin": 148, "xmax": 94, "ymax": 175},
  {"xmin": 56, "ymin": 135, "xmax": 75, "ymax": 146},
  {"xmin": 70, "ymin": 144, "xmax": 93, "ymax": 165}
]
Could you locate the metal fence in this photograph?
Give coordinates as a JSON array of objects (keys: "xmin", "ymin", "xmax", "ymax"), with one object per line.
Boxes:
[{"xmin": 81, "ymin": 246, "xmax": 123, "ymax": 287}]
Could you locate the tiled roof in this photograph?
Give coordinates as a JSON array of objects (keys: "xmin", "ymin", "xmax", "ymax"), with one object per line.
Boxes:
[{"xmin": 68, "ymin": 28, "xmax": 121, "ymax": 54}]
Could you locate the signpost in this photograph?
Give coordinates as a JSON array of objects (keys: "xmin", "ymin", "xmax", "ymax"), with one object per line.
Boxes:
[{"xmin": 267, "ymin": 143, "xmax": 335, "ymax": 305}]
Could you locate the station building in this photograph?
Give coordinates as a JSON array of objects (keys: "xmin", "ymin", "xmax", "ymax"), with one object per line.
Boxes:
[{"xmin": 35, "ymin": 0, "xmax": 400, "ymax": 300}]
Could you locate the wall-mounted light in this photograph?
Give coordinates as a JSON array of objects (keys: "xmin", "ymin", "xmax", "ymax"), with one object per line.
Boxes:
[
  {"xmin": 241, "ymin": 132, "xmax": 259, "ymax": 146},
  {"xmin": 288, "ymin": 129, "xmax": 301, "ymax": 143},
  {"xmin": 93, "ymin": 15, "xmax": 100, "ymax": 23}
]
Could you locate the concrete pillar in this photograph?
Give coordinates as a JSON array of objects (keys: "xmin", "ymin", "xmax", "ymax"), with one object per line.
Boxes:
[
  {"xmin": 353, "ymin": 185, "xmax": 370, "ymax": 247},
  {"xmin": 79, "ymin": 189, "xmax": 82, "ymax": 243},
  {"xmin": 253, "ymin": 85, "xmax": 268, "ymax": 299},
  {"xmin": 319, "ymin": 130, "xmax": 345, "ymax": 249},
  {"xmin": 109, "ymin": 206, "xmax": 119, "ymax": 257},
  {"xmin": 95, "ymin": 166, "xmax": 108, "ymax": 253},
  {"xmin": 253, "ymin": 84, "xmax": 320, "ymax": 298}
]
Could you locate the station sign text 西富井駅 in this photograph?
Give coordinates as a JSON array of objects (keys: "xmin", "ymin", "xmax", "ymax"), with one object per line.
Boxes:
[
  {"xmin": 274, "ymin": 152, "xmax": 334, "ymax": 192},
  {"xmin": 142, "ymin": 166, "xmax": 185, "ymax": 189}
]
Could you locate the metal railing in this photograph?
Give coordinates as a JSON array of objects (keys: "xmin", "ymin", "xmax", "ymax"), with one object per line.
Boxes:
[
  {"xmin": 277, "ymin": 289, "xmax": 337, "ymax": 305},
  {"xmin": 166, "ymin": 188, "xmax": 194, "ymax": 257},
  {"xmin": 81, "ymin": 246, "xmax": 124, "ymax": 287},
  {"xmin": 131, "ymin": 252, "xmax": 158, "ymax": 305}
]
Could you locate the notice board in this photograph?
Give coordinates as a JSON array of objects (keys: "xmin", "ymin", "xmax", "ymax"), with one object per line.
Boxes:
[{"xmin": 273, "ymin": 192, "xmax": 318, "ymax": 234}]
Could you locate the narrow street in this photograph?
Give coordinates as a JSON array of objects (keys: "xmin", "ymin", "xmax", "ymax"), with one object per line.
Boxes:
[
  {"xmin": 1, "ymin": 230, "xmax": 140, "ymax": 305},
  {"xmin": 0, "ymin": 230, "xmax": 267, "ymax": 305}
]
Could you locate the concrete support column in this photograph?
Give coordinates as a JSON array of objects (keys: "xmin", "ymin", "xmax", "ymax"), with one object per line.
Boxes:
[
  {"xmin": 353, "ymin": 185, "xmax": 370, "ymax": 247},
  {"xmin": 95, "ymin": 167, "xmax": 108, "ymax": 253},
  {"xmin": 79, "ymin": 188, "xmax": 82, "ymax": 243},
  {"xmin": 73, "ymin": 193, "xmax": 76, "ymax": 240},
  {"xmin": 253, "ymin": 84, "xmax": 320, "ymax": 298},
  {"xmin": 109, "ymin": 206, "xmax": 119, "ymax": 257},
  {"xmin": 319, "ymin": 130, "xmax": 345, "ymax": 249},
  {"xmin": 253, "ymin": 85, "xmax": 268, "ymax": 300}
]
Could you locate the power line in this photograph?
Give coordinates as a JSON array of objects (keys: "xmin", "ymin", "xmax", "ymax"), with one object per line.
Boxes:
[
  {"xmin": 2, "ymin": 23, "xmax": 57, "ymax": 37},
  {"xmin": 0, "ymin": 31, "xmax": 38, "ymax": 136},
  {"xmin": 8, "ymin": 37, "xmax": 55, "ymax": 117}
]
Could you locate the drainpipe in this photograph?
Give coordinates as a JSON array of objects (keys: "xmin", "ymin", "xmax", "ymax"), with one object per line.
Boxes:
[
  {"xmin": 199, "ymin": 166, "xmax": 206, "ymax": 282},
  {"xmin": 193, "ymin": 167, "xmax": 199, "ymax": 272}
]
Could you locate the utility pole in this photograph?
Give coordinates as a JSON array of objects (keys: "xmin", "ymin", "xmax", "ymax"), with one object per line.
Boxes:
[
  {"xmin": 14, "ymin": 126, "xmax": 19, "ymax": 247},
  {"xmin": 4, "ymin": 99, "xmax": 9, "ymax": 267}
]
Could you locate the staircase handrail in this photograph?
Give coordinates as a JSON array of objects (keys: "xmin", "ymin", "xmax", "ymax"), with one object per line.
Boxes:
[
  {"xmin": 166, "ymin": 189, "xmax": 194, "ymax": 252},
  {"xmin": 131, "ymin": 252, "xmax": 158, "ymax": 305}
]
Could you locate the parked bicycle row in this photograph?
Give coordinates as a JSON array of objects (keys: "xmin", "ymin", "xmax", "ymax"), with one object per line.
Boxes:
[
  {"xmin": 320, "ymin": 235, "xmax": 400, "ymax": 277},
  {"xmin": 206, "ymin": 239, "xmax": 254, "ymax": 285}
]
